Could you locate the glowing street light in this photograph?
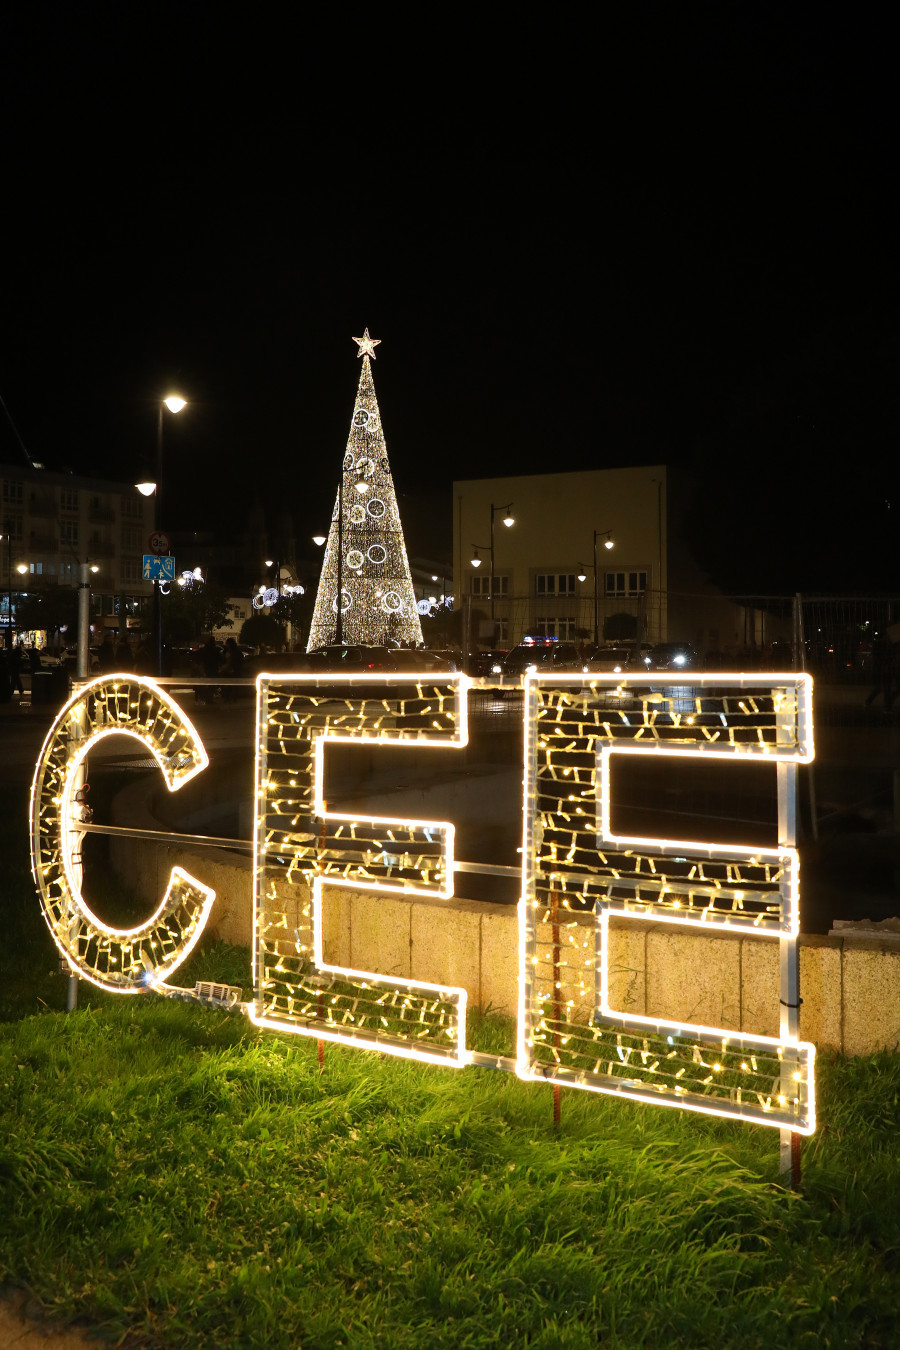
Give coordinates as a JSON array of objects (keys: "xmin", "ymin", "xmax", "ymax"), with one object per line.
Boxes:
[
  {"xmin": 591, "ymin": 528, "xmax": 614, "ymax": 647},
  {"xmin": 470, "ymin": 502, "xmax": 514, "ymax": 632},
  {"xmin": 150, "ymin": 393, "xmax": 187, "ymax": 675}
]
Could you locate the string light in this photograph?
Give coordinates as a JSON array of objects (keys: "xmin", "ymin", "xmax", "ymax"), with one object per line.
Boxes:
[
  {"xmin": 307, "ymin": 339, "xmax": 423, "ymax": 650},
  {"xmin": 516, "ymin": 671, "xmax": 816, "ymax": 1133},
  {"xmin": 29, "ymin": 675, "xmax": 215, "ymax": 992},
  {"xmin": 26, "ymin": 667, "xmax": 818, "ymax": 1140},
  {"xmin": 248, "ymin": 671, "xmax": 471, "ymax": 1066},
  {"xmin": 352, "ymin": 328, "xmax": 381, "ymax": 359}
]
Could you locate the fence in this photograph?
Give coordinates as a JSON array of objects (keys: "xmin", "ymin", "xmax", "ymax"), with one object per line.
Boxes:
[{"xmin": 462, "ymin": 590, "xmax": 900, "ymax": 683}]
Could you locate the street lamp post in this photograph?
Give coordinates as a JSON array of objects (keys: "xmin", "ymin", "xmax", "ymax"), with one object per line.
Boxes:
[
  {"xmin": 1, "ymin": 522, "xmax": 12, "ymax": 651},
  {"xmin": 471, "ymin": 503, "xmax": 514, "ymax": 640},
  {"xmin": 592, "ymin": 528, "xmax": 614, "ymax": 648},
  {"xmin": 489, "ymin": 503, "xmax": 514, "ymax": 627},
  {"xmin": 77, "ymin": 563, "xmax": 100, "ymax": 681},
  {"xmin": 142, "ymin": 395, "xmax": 187, "ymax": 675}
]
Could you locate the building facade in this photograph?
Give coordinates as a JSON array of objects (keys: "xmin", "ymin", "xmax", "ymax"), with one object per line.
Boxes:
[
  {"xmin": 453, "ymin": 466, "xmax": 668, "ymax": 649},
  {"xmin": 1, "ymin": 462, "xmax": 155, "ymax": 643}
]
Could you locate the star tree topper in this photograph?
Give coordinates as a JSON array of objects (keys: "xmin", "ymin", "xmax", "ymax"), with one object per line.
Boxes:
[{"xmin": 352, "ymin": 328, "xmax": 381, "ymax": 359}]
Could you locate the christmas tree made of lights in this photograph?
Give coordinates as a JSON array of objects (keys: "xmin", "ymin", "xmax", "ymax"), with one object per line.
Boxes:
[{"xmin": 307, "ymin": 331, "xmax": 424, "ymax": 651}]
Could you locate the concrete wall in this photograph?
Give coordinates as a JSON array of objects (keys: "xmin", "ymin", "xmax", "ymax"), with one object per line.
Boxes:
[{"xmin": 110, "ymin": 781, "xmax": 900, "ymax": 1056}]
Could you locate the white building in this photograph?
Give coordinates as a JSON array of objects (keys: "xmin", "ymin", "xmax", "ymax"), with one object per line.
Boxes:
[
  {"xmin": 453, "ymin": 466, "xmax": 667, "ymax": 649},
  {"xmin": 1, "ymin": 462, "xmax": 155, "ymax": 642}
]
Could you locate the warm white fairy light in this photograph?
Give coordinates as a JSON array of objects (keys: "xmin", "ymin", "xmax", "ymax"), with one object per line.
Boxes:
[
  {"xmin": 248, "ymin": 672, "xmax": 471, "ymax": 1066},
  {"xmin": 26, "ymin": 668, "xmax": 819, "ymax": 1139},
  {"xmin": 516, "ymin": 671, "xmax": 816, "ymax": 1134},
  {"xmin": 307, "ymin": 342, "xmax": 423, "ymax": 650},
  {"xmin": 352, "ymin": 327, "xmax": 381, "ymax": 359},
  {"xmin": 29, "ymin": 675, "xmax": 216, "ymax": 992}
]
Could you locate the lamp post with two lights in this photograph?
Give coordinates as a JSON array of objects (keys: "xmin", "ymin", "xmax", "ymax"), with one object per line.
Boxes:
[
  {"xmin": 136, "ymin": 394, "xmax": 187, "ymax": 675},
  {"xmin": 579, "ymin": 529, "xmax": 614, "ymax": 648},
  {"xmin": 470, "ymin": 502, "xmax": 515, "ymax": 632}
]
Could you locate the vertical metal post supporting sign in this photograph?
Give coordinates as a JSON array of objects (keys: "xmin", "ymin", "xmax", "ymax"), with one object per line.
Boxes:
[
  {"xmin": 778, "ymin": 758, "xmax": 801, "ymax": 1187},
  {"xmin": 67, "ymin": 560, "xmax": 95, "ymax": 1013}
]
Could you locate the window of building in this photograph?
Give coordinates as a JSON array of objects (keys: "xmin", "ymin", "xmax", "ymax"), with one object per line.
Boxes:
[
  {"xmin": 2, "ymin": 480, "xmax": 23, "ymax": 507},
  {"xmin": 2, "ymin": 514, "xmax": 23, "ymax": 542},
  {"xmin": 121, "ymin": 558, "xmax": 141, "ymax": 584},
  {"xmin": 122, "ymin": 494, "xmax": 144, "ymax": 519},
  {"xmin": 534, "ymin": 615, "xmax": 576, "ymax": 640},
  {"xmin": 604, "ymin": 570, "xmax": 647, "ymax": 597},
  {"xmin": 535, "ymin": 573, "xmax": 577, "ymax": 597},
  {"xmin": 60, "ymin": 520, "xmax": 79, "ymax": 546},
  {"xmin": 122, "ymin": 525, "xmax": 142, "ymax": 550},
  {"xmin": 60, "ymin": 487, "xmax": 79, "ymax": 512},
  {"xmin": 471, "ymin": 573, "xmax": 509, "ymax": 597}
]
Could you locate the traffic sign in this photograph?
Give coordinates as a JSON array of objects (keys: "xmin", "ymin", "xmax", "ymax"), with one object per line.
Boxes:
[
  {"xmin": 148, "ymin": 531, "xmax": 170, "ymax": 556},
  {"xmin": 143, "ymin": 555, "xmax": 176, "ymax": 582}
]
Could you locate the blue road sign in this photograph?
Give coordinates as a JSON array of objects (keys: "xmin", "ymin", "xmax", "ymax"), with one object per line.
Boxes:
[{"xmin": 142, "ymin": 555, "xmax": 176, "ymax": 581}]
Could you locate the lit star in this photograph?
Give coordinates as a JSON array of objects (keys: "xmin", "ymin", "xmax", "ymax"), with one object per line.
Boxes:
[{"xmin": 352, "ymin": 328, "xmax": 381, "ymax": 359}]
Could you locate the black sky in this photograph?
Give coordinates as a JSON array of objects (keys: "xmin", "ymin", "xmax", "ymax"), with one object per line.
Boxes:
[{"xmin": 2, "ymin": 7, "xmax": 897, "ymax": 593}]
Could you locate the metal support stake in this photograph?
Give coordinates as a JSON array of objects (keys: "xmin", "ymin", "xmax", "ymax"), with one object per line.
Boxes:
[
  {"xmin": 778, "ymin": 760, "xmax": 801, "ymax": 1187},
  {"xmin": 67, "ymin": 560, "xmax": 96, "ymax": 1011}
]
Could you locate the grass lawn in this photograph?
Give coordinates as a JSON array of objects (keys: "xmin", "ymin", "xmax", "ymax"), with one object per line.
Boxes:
[{"xmin": 3, "ymin": 790, "xmax": 900, "ymax": 1347}]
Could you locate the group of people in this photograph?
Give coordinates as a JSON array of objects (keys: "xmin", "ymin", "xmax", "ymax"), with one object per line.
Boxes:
[
  {"xmin": 0, "ymin": 643, "xmax": 46, "ymax": 701},
  {"xmin": 194, "ymin": 636, "xmax": 245, "ymax": 701},
  {"xmin": 95, "ymin": 632, "xmax": 155, "ymax": 674}
]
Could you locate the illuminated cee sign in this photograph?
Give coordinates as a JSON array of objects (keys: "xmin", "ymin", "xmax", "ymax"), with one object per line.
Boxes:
[{"xmin": 30, "ymin": 670, "xmax": 815, "ymax": 1136}]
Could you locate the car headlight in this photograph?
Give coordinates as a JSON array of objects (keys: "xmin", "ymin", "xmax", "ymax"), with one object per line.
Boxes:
[
  {"xmin": 491, "ymin": 662, "xmax": 502, "ymax": 674},
  {"xmin": 674, "ymin": 654, "xmax": 686, "ymax": 666}
]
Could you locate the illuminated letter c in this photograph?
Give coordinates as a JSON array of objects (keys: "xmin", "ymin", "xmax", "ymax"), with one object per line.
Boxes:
[{"xmin": 30, "ymin": 675, "xmax": 216, "ymax": 993}]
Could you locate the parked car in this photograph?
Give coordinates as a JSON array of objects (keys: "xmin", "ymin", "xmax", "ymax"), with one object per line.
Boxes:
[
  {"xmin": 500, "ymin": 638, "xmax": 582, "ymax": 678},
  {"xmin": 466, "ymin": 649, "xmax": 509, "ymax": 676},
  {"xmin": 304, "ymin": 645, "xmax": 396, "ymax": 671},
  {"xmin": 387, "ymin": 648, "xmax": 455, "ymax": 673},
  {"xmin": 644, "ymin": 642, "xmax": 698, "ymax": 671},
  {"xmin": 581, "ymin": 645, "xmax": 639, "ymax": 674}
]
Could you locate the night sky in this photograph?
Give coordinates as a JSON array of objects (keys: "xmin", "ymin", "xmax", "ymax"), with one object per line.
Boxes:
[{"xmin": 2, "ymin": 8, "xmax": 896, "ymax": 594}]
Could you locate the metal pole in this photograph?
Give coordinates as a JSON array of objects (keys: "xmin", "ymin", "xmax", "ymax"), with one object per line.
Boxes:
[
  {"xmin": 154, "ymin": 404, "xmax": 164, "ymax": 676},
  {"xmin": 489, "ymin": 504, "xmax": 496, "ymax": 629},
  {"xmin": 592, "ymin": 530, "xmax": 599, "ymax": 648},
  {"xmin": 335, "ymin": 469, "xmax": 344, "ymax": 645},
  {"xmin": 778, "ymin": 759, "xmax": 802, "ymax": 1188},
  {"xmin": 4, "ymin": 524, "xmax": 11, "ymax": 652},
  {"xmin": 68, "ymin": 557, "xmax": 93, "ymax": 1013},
  {"xmin": 77, "ymin": 562, "xmax": 91, "ymax": 681}
]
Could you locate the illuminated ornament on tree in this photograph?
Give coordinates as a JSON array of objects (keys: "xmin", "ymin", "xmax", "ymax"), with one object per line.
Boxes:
[
  {"xmin": 307, "ymin": 335, "xmax": 423, "ymax": 650},
  {"xmin": 352, "ymin": 328, "xmax": 381, "ymax": 359}
]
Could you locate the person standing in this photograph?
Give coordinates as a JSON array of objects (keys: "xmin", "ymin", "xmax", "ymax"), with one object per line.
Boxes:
[
  {"xmin": 8, "ymin": 644, "xmax": 24, "ymax": 696},
  {"xmin": 220, "ymin": 637, "xmax": 245, "ymax": 701},
  {"xmin": 97, "ymin": 632, "xmax": 117, "ymax": 671}
]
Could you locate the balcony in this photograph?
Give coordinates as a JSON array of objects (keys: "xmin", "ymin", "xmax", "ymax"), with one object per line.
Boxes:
[
  {"xmin": 28, "ymin": 494, "xmax": 58, "ymax": 518},
  {"xmin": 27, "ymin": 531, "xmax": 58, "ymax": 553}
]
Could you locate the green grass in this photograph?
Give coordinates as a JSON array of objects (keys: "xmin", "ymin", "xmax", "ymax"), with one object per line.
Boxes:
[
  {"xmin": 2, "ymin": 1006, "xmax": 900, "ymax": 1348},
  {"xmin": 3, "ymin": 789, "xmax": 900, "ymax": 1346}
]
